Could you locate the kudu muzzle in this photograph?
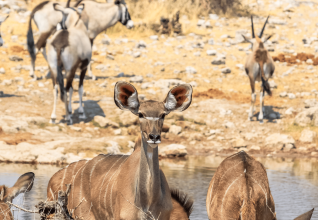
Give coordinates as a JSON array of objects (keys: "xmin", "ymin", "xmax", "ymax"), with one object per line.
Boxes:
[{"xmin": 142, "ymin": 118, "xmax": 162, "ymax": 147}]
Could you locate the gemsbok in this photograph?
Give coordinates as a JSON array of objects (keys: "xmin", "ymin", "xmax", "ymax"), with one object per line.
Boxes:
[
  {"xmin": 0, "ymin": 15, "xmax": 8, "ymax": 47},
  {"xmin": 27, "ymin": 0, "xmax": 134, "ymax": 80},
  {"xmin": 0, "ymin": 172, "xmax": 35, "ymax": 220},
  {"xmin": 242, "ymin": 16, "xmax": 275, "ymax": 123},
  {"xmin": 206, "ymin": 151, "xmax": 314, "ymax": 220},
  {"xmin": 47, "ymin": 3, "xmax": 91, "ymax": 124},
  {"xmin": 46, "ymin": 82, "xmax": 193, "ymax": 219}
]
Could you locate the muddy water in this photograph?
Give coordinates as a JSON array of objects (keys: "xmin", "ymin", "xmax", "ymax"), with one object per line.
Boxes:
[{"xmin": 0, "ymin": 156, "xmax": 318, "ymax": 219}]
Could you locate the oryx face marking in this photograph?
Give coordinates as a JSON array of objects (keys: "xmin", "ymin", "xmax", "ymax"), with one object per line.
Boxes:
[{"xmin": 118, "ymin": 4, "xmax": 133, "ymax": 29}]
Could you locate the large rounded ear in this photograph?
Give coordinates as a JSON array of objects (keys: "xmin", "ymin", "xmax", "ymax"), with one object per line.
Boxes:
[
  {"xmin": 114, "ymin": 81, "xmax": 139, "ymax": 114},
  {"xmin": 294, "ymin": 208, "xmax": 314, "ymax": 220},
  {"xmin": 5, "ymin": 172, "xmax": 34, "ymax": 202},
  {"xmin": 164, "ymin": 84, "xmax": 192, "ymax": 113}
]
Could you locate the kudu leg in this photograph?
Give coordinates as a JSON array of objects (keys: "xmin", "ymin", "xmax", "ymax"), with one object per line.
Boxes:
[{"xmin": 50, "ymin": 84, "xmax": 58, "ymax": 124}]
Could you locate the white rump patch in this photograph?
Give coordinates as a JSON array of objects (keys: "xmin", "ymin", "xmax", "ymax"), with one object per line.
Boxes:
[
  {"xmin": 164, "ymin": 92, "xmax": 177, "ymax": 111},
  {"xmin": 127, "ymin": 91, "xmax": 138, "ymax": 109}
]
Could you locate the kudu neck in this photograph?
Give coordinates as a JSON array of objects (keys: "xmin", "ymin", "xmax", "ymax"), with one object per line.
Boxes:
[{"xmin": 135, "ymin": 133, "xmax": 161, "ymax": 209}]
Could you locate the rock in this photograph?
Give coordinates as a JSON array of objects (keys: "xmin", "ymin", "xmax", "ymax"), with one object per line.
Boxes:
[
  {"xmin": 233, "ymin": 138, "xmax": 247, "ymax": 148},
  {"xmin": 38, "ymin": 82, "xmax": 44, "ymax": 87},
  {"xmin": 288, "ymin": 93, "xmax": 296, "ymax": 99},
  {"xmin": 189, "ymin": 81, "xmax": 197, "ymax": 87},
  {"xmin": 206, "ymin": 50, "xmax": 217, "ymax": 56},
  {"xmin": 208, "ymin": 38, "xmax": 214, "ymax": 45},
  {"xmin": 307, "ymin": 59, "xmax": 313, "ymax": 64},
  {"xmin": 25, "ymin": 116, "xmax": 47, "ymax": 125},
  {"xmin": 133, "ymin": 52, "xmax": 141, "ymax": 58},
  {"xmin": 114, "ymin": 129, "xmax": 122, "ymax": 135},
  {"xmin": 304, "ymin": 99, "xmax": 317, "ymax": 108},
  {"xmin": 150, "ymin": 35, "xmax": 158, "ymax": 40},
  {"xmin": 99, "ymin": 81, "xmax": 108, "ymax": 88},
  {"xmin": 209, "ymin": 14, "xmax": 219, "ymax": 20},
  {"xmin": 269, "ymin": 80, "xmax": 277, "ymax": 89},
  {"xmin": 106, "ymin": 141, "xmax": 121, "ymax": 154},
  {"xmin": 9, "ymin": 55, "xmax": 23, "ymax": 62},
  {"xmin": 197, "ymin": 19, "xmax": 205, "ymax": 27},
  {"xmin": 135, "ymin": 40, "xmax": 147, "ymax": 49},
  {"xmin": 70, "ymin": 126, "xmax": 82, "ymax": 132},
  {"xmin": 93, "ymin": 116, "xmax": 119, "ymax": 128},
  {"xmin": 283, "ymin": 143, "xmax": 295, "ymax": 152},
  {"xmin": 280, "ymin": 92, "xmax": 287, "ymax": 97},
  {"xmin": 269, "ymin": 18, "xmax": 287, "ymax": 25},
  {"xmin": 294, "ymin": 107, "xmax": 318, "ymax": 126},
  {"xmin": 169, "ymin": 125, "xmax": 182, "ymax": 135},
  {"xmin": 106, "ymin": 54, "xmax": 114, "ymax": 60},
  {"xmin": 193, "ymin": 51, "xmax": 201, "ymax": 57},
  {"xmin": 185, "ymin": 66, "xmax": 197, "ymax": 74},
  {"xmin": 0, "ymin": 67, "xmax": 5, "ymax": 74},
  {"xmin": 221, "ymin": 67, "xmax": 231, "ymax": 74},
  {"xmin": 224, "ymin": 121, "xmax": 235, "ymax": 129},
  {"xmin": 119, "ymin": 111, "xmax": 138, "ymax": 127},
  {"xmin": 299, "ymin": 129, "xmax": 316, "ymax": 143},
  {"xmin": 211, "ymin": 57, "xmax": 225, "ymax": 65},
  {"xmin": 265, "ymin": 133, "xmax": 295, "ymax": 147},
  {"xmin": 205, "ymin": 20, "xmax": 212, "ymax": 28},
  {"xmin": 285, "ymin": 107, "xmax": 295, "ymax": 115},
  {"xmin": 2, "ymin": 79, "xmax": 12, "ymax": 86},
  {"xmin": 250, "ymin": 146, "xmax": 261, "ymax": 151},
  {"xmin": 159, "ymin": 144, "xmax": 187, "ymax": 157},
  {"xmin": 129, "ymin": 75, "xmax": 143, "ymax": 83},
  {"xmin": 236, "ymin": 64, "xmax": 244, "ymax": 70}
]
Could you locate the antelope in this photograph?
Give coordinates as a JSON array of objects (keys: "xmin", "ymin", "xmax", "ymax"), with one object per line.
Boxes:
[
  {"xmin": 0, "ymin": 172, "xmax": 35, "ymax": 220},
  {"xmin": 47, "ymin": 3, "xmax": 91, "ymax": 124},
  {"xmin": 27, "ymin": 0, "xmax": 134, "ymax": 80},
  {"xmin": 206, "ymin": 151, "xmax": 314, "ymax": 220},
  {"xmin": 242, "ymin": 16, "xmax": 275, "ymax": 123},
  {"xmin": 0, "ymin": 15, "xmax": 8, "ymax": 47},
  {"xmin": 46, "ymin": 82, "xmax": 193, "ymax": 219}
]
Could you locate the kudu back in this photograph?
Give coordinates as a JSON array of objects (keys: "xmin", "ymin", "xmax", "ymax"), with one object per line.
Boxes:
[
  {"xmin": 206, "ymin": 151, "xmax": 314, "ymax": 220},
  {"xmin": 47, "ymin": 81, "xmax": 193, "ymax": 219},
  {"xmin": 0, "ymin": 172, "xmax": 34, "ymax": 220}
]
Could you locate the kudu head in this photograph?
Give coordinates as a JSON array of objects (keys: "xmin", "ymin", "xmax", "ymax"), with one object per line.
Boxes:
[
  {"xmin": 0, "ymin": 172, "xmax": 34, "ymax": 220},
  {"xmin": 242, "ymin": 16, "xmax": 273, "ymax": 51},
  {"xmin": 0, "ymin": 15, "xmax": 8, "ymax": 47},
  {"xmin": 114, "ymin": 81, "xmax": 192, "ymax": 147},
  {"xmin": 114, "ymin": 0, "xmax": 134, "ymax": 29},
  {"xmin": 53, "ymin": 2, "xmax": 85, "ymax": 30}
]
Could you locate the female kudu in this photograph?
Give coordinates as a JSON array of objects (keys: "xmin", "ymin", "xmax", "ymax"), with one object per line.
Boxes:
[
  {"xmin": 46, "ymin": 82, "xmax": 193, "ymax": 219},
  {"xmin": 0, "ymin": 172, "xmax": 34, "ymax": 220},
  {"xmin": 242, "ymin": 16, "xmax": 275, "ymax": 123},
  {"xmin": 206, "ymin": 151, "xmax": 314, "ymax": 220},
  {"xmin": 47, "ymin": 3, "xmax": 91, "ymax": 124},
  {"xmin": 27, "ymin": 0, "xmax": 133, "ymax": 80}
]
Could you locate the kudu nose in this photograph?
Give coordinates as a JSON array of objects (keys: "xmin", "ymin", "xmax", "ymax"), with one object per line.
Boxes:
[{"xmin": 149, "ymin": 134, "xmax": 161, "ymax": 143}]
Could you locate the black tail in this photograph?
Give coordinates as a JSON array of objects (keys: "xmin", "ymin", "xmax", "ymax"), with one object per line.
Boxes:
[
  {"xmin": 261, "ymin": 77, "xmax": 272, "ymax": 96},
  {"xmin": 27, "ymin": 15, "xmax": 36, "ymax": 65},
  {"xmin": 56, "ymin": 48, "xmax": 65, "ymax": 102}
]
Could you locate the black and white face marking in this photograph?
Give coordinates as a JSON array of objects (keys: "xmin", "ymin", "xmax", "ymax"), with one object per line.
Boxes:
[{"xmin": 118, "ymin": 4, "xmax": 134, "ymax": 29}]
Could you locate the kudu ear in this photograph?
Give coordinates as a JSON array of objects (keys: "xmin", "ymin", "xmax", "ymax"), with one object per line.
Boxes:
[
  {"xmin": 294, "ymin": 208, "xmax": 314, "ymax": 220},
  {"xmin": 5, "ymin": 172, "xmax": 34, "ymax": 202},
  {"xmin": 53, "ymin": 3, "xmax": 66, "ymax": 13},
  {"xmin": 164, "ymin": 84, "xmax": 192, "ymax": 113},
  {"xmin": 263, "ymin": 34, "xmax": 274, "ymax": 43},
  {"xmin": 114, "ymin": 81, "xmax": 140, "ymax": 114},
  {"xmin": 77, "ymin": 4, "xmax": 85, "ymax": 14}
]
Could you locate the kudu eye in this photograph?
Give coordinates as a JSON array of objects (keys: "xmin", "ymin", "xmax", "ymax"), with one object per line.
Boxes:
[
  {"xmin": 138, "ymin": 113, "xmax": 144, "ymax": 118},
  {"xmin": 161, "ymin": 114, "xmax": 166, "ymax": 119}
]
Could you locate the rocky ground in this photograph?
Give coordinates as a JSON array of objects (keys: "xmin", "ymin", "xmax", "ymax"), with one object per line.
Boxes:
[{"xmin": 1, "ymin": 0, "xmax": 318, "ymax": 163}]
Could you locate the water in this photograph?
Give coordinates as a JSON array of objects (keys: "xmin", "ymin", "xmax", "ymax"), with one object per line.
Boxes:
[{"xmin": 1, "ymin": 156, "xmax": 318, "ymax": 219}]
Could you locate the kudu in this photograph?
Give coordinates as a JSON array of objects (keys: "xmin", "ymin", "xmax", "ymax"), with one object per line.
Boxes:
[
  {"xmin": 47, "ymin": 3, "xmax": 91, "ymax": 124},
  {"xmin": 0, "ymin": 15, "xmax": 8, "ymax": 47},
  {"xmin": 47, "ymin": 82, "xmax": 193, "ymax": 219},
  {"xmin": 242, "ymin": 16, "xmax": 275, "ymax": 123},
  {"xmin": 27, "ymin": 0, "xmax": 134, "ymax": 80},
  {"xmin": 206, "ymin": 151, "xmax": 314, "ymax": 220},
  {"xmin": 0, "ymin": 172, "xmax": 35, "ymax": 220}
]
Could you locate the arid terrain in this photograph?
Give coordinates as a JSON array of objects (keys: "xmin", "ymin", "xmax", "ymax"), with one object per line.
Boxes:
[{"xmin": 1, "ymin": 0, "xmax": 318, "ymax": 163}]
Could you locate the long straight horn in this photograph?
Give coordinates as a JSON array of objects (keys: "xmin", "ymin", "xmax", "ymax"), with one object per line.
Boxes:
[
  {"xmin": 66, "ymin": 0, "xmax": 71, "ymax": 8},
  {"xmin": 259, "ymin": 16, "xmax": 269, "ymax": 38},
  {"xmin": 251, "ymin": 16, "xmax": 255, "ymax": 38}
]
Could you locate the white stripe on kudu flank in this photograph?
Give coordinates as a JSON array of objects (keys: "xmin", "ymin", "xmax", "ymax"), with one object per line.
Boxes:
[
  {"xmin": 98, "ymin": 155, "xmax": 125, "ymax": 216},
  {"xmin": 89, "ymin": 156, "xmax": 110, "ymax": 191},
  {"xmin": 60, "ymin": 166, "xmax": 68, "ymax": 190},
  {"xmin": 79, "ymin": 161, "xmax": 89, "ymax": 217},
  {"xmin": 71, "ymin": 161, "xmax": 88, "ymax": 208}
]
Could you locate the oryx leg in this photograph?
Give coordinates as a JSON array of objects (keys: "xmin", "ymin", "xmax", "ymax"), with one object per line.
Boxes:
[
  {"xmin": 50, "ymin": 82, "xmax": 58, "ymax": 124},
  {"xmin": 68, "ymin": 86, "xmax": 73, "ymax": 116},
  {"xmin": 258, "ymin": 87, "xmax": 265, "ymax": 123},
  {"xmin": 248, "ymin": 77, "xmax": 256, "ymax": 121},
  {"xmin": 78, "ymin": 60, "xmax": 89, "ymax": 120},
  {"xmin": 88, "ymin": 39, "xmax": 96, "ymax": 81}
]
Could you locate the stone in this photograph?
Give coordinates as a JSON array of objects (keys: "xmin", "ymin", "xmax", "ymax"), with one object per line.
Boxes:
[
  {"xmin": 70, "ymin": 126, "xmax": 82, "ymax": 132},
  {"xmin": 185, "ymin": 66, "xmax": 197, "ymax": 74},
  {"xmin": 9, "ymin": 55, "xmax": 23, "ymax": 62},
  {"xmin": 150, "ymin": 35, "xmax": 158, "ymax": 40},
  {"xmin": 211, "ymin": 58, "xmax": 225, "ymax": 65},
  {"xmin": 206, "ymin": 50, "xmax": 217, "ymax": 56},
  {"xmin": 265, "ymin": 133, "xmax": 295, "ymax": 146},
  {"xmin": 269, "ymin": 80, "xmax": 277, "ymax": 89},
  {"xmin": 135, "ymin": 40, "xmax": 147, "ymax": 48},
  {"xmin": 129, "ymin": 75, "xmax": 143, "ymax": 83},
  {"xmin": 106, "ymin": 54, "xmax": 114, "ymax": 60},
  {"xmin": 294, "ymin": 107, "xmax": 318, "ymax": 126},
  {"xmin": 106, "ymin": 141, "xmax": 121, "ymax": 154},
  {"xmin": 133, "ymin": 52, "xmax": 141, "ymax": 58},
  {"xmin": 159, "ymin": 144, "xmax": 187, "ymax": 157},
  {"xmin": 250, "ymin": 146, "xmax": 261, "ymax": 151},
  {"xmin": 208, "ymin": 38, "xmax": 214, "ymax": 45},
  {"xmin": 221, "ymin": 67, "xmax": 231, "ymax": 74},
  {"xmin": 280, "ymin": 92, "xmax": 287, "ymax": 97},
  {"xmin": 299, "ymin": 129, "xmax": 316, "ymax": 143},
  {"xmin": 0, "ymin": 67, "xmax": 5, "ymax": 74},
  {"xmin": 197, "ymin": 19, "xmax": 205, "ymax": 27},
  {"xmin": 2, "ymin": 79, "xmax": 12, "ymax": 86},
  {"xmin": 304, "ymin": 99, "xmax": 317, "ymax": 108},
  {"xmin": 209, "ymin": 14, "xmax": 219, "ymax": 20},
  {"xmin": 114, "ymin": 129, "xmax": 122, "ymax": 135},
  {"xmin": 307, "ymin": 59, "xmax": 313, "ymax": 64},
  {"xmin": 283, "ymin": 143, "xmax": 296, "ymax": 151},
  {"xmin": 94, "ymin": 115, "xmax": 119, "ymax": 128},
  {"xmin": 169, "ymin": 125, "xmax": 182, "ymax": 135},
  {"xmin": 224, "ymin": 121, "xmax": 235, "ymax": 129},
  {"xmin": 233, "ymin": 138, "xmax": 247, "ymax": 148},
  {"xmin": 236, "ymin": 64, "xmax": 244, "ymax": 70},
  {"xmin": 285, "ymin": 107, "xmax": 295, "ymax": 115},
  {"xmin": 288, "ymin": 93, "xmax": 296, "ymax": 99},
  {"xmin": 25, "ymin": 116, "xmax": 47, "ymax": 125}
]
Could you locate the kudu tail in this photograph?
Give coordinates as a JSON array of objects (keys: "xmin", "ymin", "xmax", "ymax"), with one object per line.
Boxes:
[
  {"xmin": 27, "ymin": 15, "xmax": 36, "ymax": 66},
  {"xmin": 259, "ymin": 61, "xmax": 272, "ymax": 96},
  {"xmin": 56, "ymin": 48, "xmax": 65, "ymax": 102}
]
